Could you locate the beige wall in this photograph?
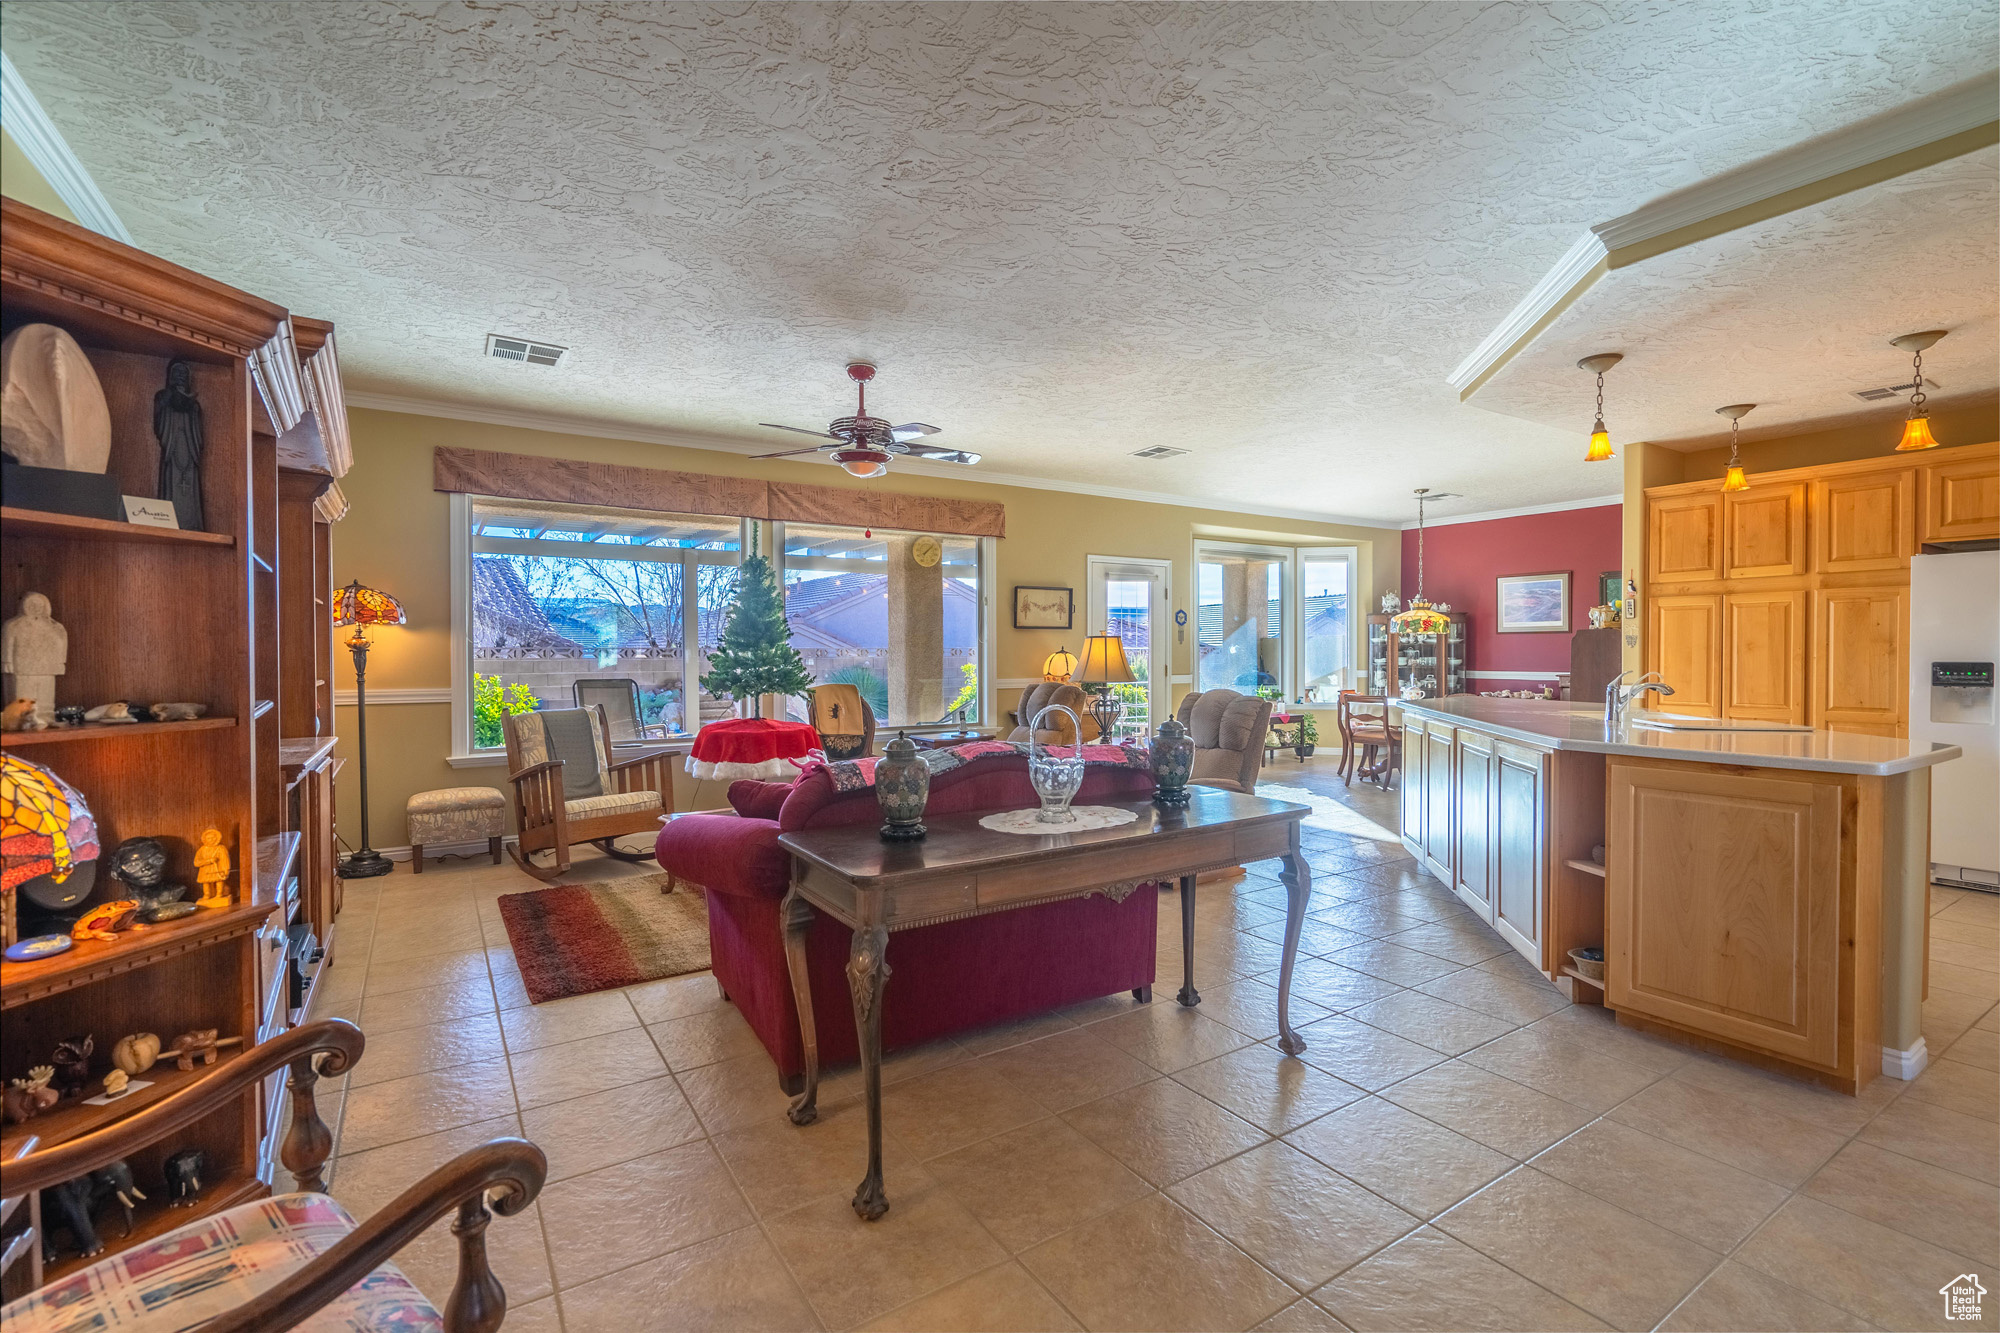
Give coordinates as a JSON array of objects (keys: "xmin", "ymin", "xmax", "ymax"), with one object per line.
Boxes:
[
  {"xmin": 1, "ymin": 127, "xmax": 79, "ymax": 223},
  {"xmin": 1617, "ymin": 398, "xmax": 2000, "ymax": 673},
  {"xmin": 332, "ymin": 406, "xmax": 1401, "ymax": 846}
]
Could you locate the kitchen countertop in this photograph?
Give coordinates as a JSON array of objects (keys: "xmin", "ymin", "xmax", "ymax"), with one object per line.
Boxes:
[{"xmin": 1397, "ymin": 696, "xmax": 1961, "ymax": 776}]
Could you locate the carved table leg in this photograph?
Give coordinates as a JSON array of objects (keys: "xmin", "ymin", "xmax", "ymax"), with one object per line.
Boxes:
[
  {"xmin": 780, "ymin": 888, "xmax": 821, "ymax": 1126},
  {"xmin": 848, "ymin": 923, "xmax": 892, "ymax": 1221},
  {"xmin": 1177, "ymin": 873, "xmax": 1201, "ymax": 1007},
  {"xmin": 1275, "ymin": 834, "xmax": 1312, "ymax": 1055}
]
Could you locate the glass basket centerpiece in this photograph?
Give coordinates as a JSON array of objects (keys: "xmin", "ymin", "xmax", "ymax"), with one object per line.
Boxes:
[{"xmin": 1026, "ymin": 703, "xmax": 1086, "ymax": 823}]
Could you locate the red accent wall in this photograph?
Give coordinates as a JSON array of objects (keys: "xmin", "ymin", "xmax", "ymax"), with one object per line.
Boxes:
[{"xmin": 1400, "ymin": 504, "xmax": 1622, "ymax": 686}]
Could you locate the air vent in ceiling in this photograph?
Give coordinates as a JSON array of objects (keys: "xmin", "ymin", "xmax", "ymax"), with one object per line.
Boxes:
[
  {"xmin": 1852, "ymin": 378, "xmax": 1939, "ymax": 402},
  {"xmin": 1132, "ymin": 445, "xmax": 1189, "ymax": 460},
  {"xmin": 485, "ymin": 333, "xmax": 567, "ymax": 367}
]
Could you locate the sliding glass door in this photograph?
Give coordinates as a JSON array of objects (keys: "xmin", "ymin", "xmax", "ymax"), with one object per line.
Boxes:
[{"xmin": 1086, "ymin": 556, "xmax": 1169, "ymax": 741}]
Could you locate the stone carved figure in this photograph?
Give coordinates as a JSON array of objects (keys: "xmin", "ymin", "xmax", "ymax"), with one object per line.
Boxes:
[
  {"xmin": 194, "ymin": 828, "xmax": 231, "ymax": 908},
  {"xmin": 2, "ymin": 593, "xmax": 66, "ymax": 727},
  {"xmin": 153, "ymin": 359, "xmax": 205, "ymax": 531},
  {"xmin": 0, "ymin": 324, "xmax": 111, "ymax": 472}
]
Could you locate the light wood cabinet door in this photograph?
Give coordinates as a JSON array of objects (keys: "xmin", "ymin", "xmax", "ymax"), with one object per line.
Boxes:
[
  {"xmin": 1646, "ymin": 593, "xmax": 1722, "ymax": 717},
  {"xmin": 1723, "ymin": 590, "xmax": 1807, "ymax": 724},
  {"xmin": 1453, "ymin": 729, "xmax": 1495, "ymax": 923},
  {"xmin": 1649, "ymin": 493, "xmax": 1721, "ymax": 583},
  {"xmin": 1921, "ymin": 453, "xmax": 2000, "ymax": 544},
  {"xmin": 1422, "ymin": 724, "xmax": 1455, "ymax": 882},
  {"xmin": 1813, "ymin": 585, "xmax": 1907, "ymax": 734},
  {"xmin": 1814, "ymin": 468, "xmax": 1913, "ymax": 574},
  {"xmin": 1398, "ymin": 718, "xmax": 1425, "ymax": 847},
  {"xmin": 1492, "ymin": 740, "xmax": 1547, "ymax": 967},
  {"xmin": 1608, "ymin": 760, "xmax": 1843, "ymax": 1070},
  {"xmin": 1723, "ymin": 482, "xmax": 1808, "ymax": 579}
]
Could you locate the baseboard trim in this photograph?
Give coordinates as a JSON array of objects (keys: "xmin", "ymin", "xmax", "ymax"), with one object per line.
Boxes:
[{"xmin": 1882, "ymin": 1038, "xmax": 1929, "ymax": 1081}]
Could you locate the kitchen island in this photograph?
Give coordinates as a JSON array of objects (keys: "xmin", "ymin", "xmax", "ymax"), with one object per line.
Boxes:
[{"xmin": 1396, "ymin": 695, "xmax": 1960, "ymax": 1093}]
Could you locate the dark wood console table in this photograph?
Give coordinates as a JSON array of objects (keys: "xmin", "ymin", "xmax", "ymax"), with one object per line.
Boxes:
[{"xmin": 776, "ymin": 788, "xmax": 1313, "ymax": 1220}]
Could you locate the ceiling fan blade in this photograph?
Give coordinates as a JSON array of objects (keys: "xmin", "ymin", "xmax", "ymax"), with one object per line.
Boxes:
[
  {"xmin": 905, "ymin": 445, "xmax": 980, "ymax": 465},
  {"xmin": 890, "ymin": 423, "xmax": 941, "ymax": 440},
  {"xmin": 759, "ymin": 423, "xmax": 843, "ymax": 441},
  {"xmin": 747, "ymin": 445, "xmax": 834, "ymax": 460}
]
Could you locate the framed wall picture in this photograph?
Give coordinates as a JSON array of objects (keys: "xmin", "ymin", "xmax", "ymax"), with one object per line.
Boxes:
[
  {"xmin": 1599, "ymin": 570, "xmax": 1621, "ymax": 608},
  {"xmin": 1495, "ymin": 571, "xmax": 1572, "ymax": 634},
  {"xmin": 1012, "ymin": 585, "xmax": 1074, "ymax": 629}
]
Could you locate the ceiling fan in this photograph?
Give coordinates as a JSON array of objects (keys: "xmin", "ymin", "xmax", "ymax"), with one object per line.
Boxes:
[{"xmin": 752, "ymin": 361, "xmax": 980, "ymax": 478}]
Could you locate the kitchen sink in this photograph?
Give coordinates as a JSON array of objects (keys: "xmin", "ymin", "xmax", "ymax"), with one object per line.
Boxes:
[{"xmin": 1628, "ymin": 710, "xmax": 1814, "ymax": 733}]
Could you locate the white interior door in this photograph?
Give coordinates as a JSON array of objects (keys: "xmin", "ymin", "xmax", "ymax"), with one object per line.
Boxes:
[{"xmin": 1087, "ymin": 556, "xmax": 1170, "ymax": 740}]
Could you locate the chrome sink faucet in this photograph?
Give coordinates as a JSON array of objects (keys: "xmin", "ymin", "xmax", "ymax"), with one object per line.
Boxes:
[{"xmin": 1604, "ymin": 670, "xmax": 1675, "ymax": 729}]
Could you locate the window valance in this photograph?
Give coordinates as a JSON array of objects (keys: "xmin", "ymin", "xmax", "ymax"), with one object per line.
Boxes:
[{"xmin": 432, "ymin": 446, "xmax": 1006, "ymax": 538}]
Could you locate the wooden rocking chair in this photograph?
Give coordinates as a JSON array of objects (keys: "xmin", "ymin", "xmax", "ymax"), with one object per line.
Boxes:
[{"xmin": 502, "ymin": 705, "xmax": 674, "ymax": 882}]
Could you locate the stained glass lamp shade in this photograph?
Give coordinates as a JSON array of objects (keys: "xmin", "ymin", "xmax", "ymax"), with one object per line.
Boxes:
[
  {"xmin": 333, "ymin": 580, "xmax": 407, "ymax": 629},
  {"xmin": 1390, "ymin": 599, "xmax": 1452, "ymax": 635},
  {"xmin": 1, "ymin": 753, "xmax": 100, "ymax": 910}
]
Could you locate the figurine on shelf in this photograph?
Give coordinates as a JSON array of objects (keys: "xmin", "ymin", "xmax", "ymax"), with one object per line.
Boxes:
[
  {"xmin": 164, "ymin": 1148, "xmax": 206, "ymax": 1208},
  {"xmin": 100, "ymin": 1069, "xmax": 130, "ymax": 1098},
  {"xmin": 2, "ymin": 592, "xmax": 66, "ymax": 730},
  {"xmin": 193, "ymin": 828, "xmax": 231, "ymax": 908},
  {"xmin": 91, "ymin": 1161, "xmax": 145, "ymax": 1237},
  {"xmin": 109, "ymin": 837, "xmax": 194, "ymax": 924},
  {"xmin": 154, "ymin": 358, "xmax": 207, "ymax": 532},
  {"xmin": 50, "ymin": 1034, "xmax": 93, "ymax": 1097},
  {"xmin": 52, "ymin": 706, "xmax": 85, "ymax": 727},
  {"xmin": 71, "ymin": 900, "xmax": 139, "ymax": 942},
  {"xmin": 1, "ymin": 324, "xmax": 112, "ymax": 473},
  {"xmin": 112, "ymin": 1032, "xmax": 161, "ymax": 1076},
  {"xmin": 4, "ymin": 1066, "xmax": 58, "ymax": 1124},
  {"xmin": 82, "ymin": 702, "xmax": 137, "ymax": 725},
  {"xmin": 0, "ymin": 700, "xmax": 40, "ymax": 733},
  {"xmin": 150, "ymin": 702, "xmax": 207, "ymax": 723},
  {"xmin": 41, "ymin": 1175, "xmax": 102, "ymax": 1262},
  {"xmin": 168, "ymin": 1029, "xmax": 243, "ymax": 1071}
]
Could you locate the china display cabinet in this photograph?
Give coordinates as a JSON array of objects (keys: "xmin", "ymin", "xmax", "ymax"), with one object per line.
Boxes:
[{"xmin": 1366, "ymin": 612, "xmax": 1470, "ymax": 699}]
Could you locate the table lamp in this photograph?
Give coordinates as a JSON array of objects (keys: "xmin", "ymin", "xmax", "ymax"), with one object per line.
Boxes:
[
  {"xmin": 333, "ymin": 578, "xmax": 406, "ymax": 879},
  {"xmin": 1074, "ymin": 634, "xmax": 1137, "ymax": 742},
  {"xmin": 1042, "ymin": 645, "xmax": 1078, "ymax": 682}
]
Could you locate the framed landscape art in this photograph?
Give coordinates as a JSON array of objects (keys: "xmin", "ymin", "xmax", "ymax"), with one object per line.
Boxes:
[
  {"xmin": 1496, "ymin": 571, "xmax": 1571, "ymax": 633},
  {"xmin": 1013, "ymin": 585, "xmax": 1074, "ymax": 629}
]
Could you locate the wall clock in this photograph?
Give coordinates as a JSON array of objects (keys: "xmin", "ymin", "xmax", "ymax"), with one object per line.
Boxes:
[{"xmin": 912, "ymin": 535, "xmax": 943, "ymax": 567}]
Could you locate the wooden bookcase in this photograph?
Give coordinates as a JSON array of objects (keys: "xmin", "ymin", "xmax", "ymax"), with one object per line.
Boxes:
[{"xmin": 0, "ymin": 198, "xmax": 349, "ymax": 1290}]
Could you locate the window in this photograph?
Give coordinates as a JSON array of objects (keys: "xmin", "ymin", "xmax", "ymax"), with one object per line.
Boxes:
[
  {"xmin": 776, "ymin": 522, "xmax": 988, "ymax": 729},
  {"xmin": 1196, "ymin": 541, "xmax": 1355, "ymax": 700},
  {"xmin": 461, "ymin": 496, "xmax": 742, "ymax": 748}
]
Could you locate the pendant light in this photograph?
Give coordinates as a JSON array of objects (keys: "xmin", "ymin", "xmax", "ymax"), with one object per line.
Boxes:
[
  {"xmin": 1577, "ymin": 353, "xmax": 1622, "ymax": 462},
  {"xmin": 1890, "ymin": 330, "xmax": 1946, "ymax": 452},
  {"xmin": 1391, "ymin": 488, "xmax": 1451, "ymax": 635},
  {"xmin": 1717, "ymin": 404, "xmax": 1755, "ymax": 492}
]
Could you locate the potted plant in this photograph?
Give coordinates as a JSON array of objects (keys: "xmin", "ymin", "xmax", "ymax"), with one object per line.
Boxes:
[{"xmin": 1292, "ymin": 712, "xmax": 1318, "ymax": 759}]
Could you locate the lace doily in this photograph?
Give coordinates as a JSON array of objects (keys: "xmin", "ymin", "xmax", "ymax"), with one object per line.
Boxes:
[{"xmin": 977, "ymin": 805, "xmax": 1140, "ymax": 835}]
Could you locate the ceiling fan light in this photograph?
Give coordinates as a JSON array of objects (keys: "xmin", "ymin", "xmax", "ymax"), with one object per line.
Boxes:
[
  {"xmin": 1585, "ymin": 423, "xmax": 1615, "ymax": 463},
  {"xmin": 834, "ymin": 448, "xmax": 889, "ymax": 479},
  {"xmin": 1895, "ymin": 412, "xmax": 1941, "ymax": 452}
]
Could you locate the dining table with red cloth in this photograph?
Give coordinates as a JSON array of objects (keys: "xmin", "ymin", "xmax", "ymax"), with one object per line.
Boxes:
[{"xmin": 685, "ymin": 717, "xmax": 823, "ymax": 782}]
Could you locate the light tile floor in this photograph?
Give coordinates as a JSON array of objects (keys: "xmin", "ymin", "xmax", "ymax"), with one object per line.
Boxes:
[{"xmin": 308, "ymin": 759, "xmax": 2000, "ymax": 1332}]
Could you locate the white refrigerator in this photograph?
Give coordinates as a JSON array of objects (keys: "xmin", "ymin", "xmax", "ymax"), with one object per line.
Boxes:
[{"xmin": 1909, "ymin": 551, "xmax": 1999, "ymax": 892}]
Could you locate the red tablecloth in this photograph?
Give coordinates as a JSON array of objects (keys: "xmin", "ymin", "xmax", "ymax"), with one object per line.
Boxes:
[{"xmin": 685, "ymin": 718, "xmax": 821, "ymax": 781}]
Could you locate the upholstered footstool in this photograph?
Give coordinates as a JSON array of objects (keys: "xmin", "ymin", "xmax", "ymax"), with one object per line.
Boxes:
[{"xmin": 406, "ymin": 786, "xmax": 508, "ymax": 873}]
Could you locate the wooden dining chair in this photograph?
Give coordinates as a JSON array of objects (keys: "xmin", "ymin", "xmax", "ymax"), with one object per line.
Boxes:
[{"xmin": 1336, "ymin": 692, "xmax": 1393, "ymax": 787}]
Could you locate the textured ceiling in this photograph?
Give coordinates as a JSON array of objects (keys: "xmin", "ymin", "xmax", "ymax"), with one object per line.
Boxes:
[
  {"xmin": 1473, "ymin": 146, "xmax": 2000, "ymax": 452},
  {"xmin": 3, "ymin": 2, "xmax": 1996, "ymax": 523}
]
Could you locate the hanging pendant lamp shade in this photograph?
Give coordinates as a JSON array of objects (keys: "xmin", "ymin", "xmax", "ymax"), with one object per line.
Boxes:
[
  {"xmin": 1716, "ymin": 405, "xmax": 1755, "ymax": 493},
  {"xmin": 1391, "ymin": 488, "xmax": 1452, "ymax": 635},
  {"xmin": 1890, "ymin": 331, "xmax": 1946, "ymax": 452},
  {"xmin": 1578, "ymin": 354, "xmax": 1622, "ymax": 463}
]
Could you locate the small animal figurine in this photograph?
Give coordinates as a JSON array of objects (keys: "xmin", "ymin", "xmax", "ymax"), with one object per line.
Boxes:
[
  {"xmin": 41, "ymin": 1175, "xmax": 100, "ymax": 1262},
  {"xmin": 168, "ymin": 1029, "xmax": 243, "ymax": 1072},
  {"xmin": 0, "ymin": 699, "xmax": 44, "ymax": 733},
  {"xmin": 71, "ymin": 900, "xmax": 139, "ymax": 942},
  {"xmin": 100, "ymin": 1069, "xmax": 130, "ymax": 1097},
  {"xmin": 53, "ymin": 705, "xmax": 85, "ymax": 727},
  {"xmin": 50, "ymin": 1034, "xmax": 94, "ymax": 1097},
  {"xmin": 112, "ymin": 1032, "xmax": 162, "ymax": 1076},
  {"xmin": 83, "ymin": 702, "xmax": 136, "ymax": 724},
  {"xmin": 151, "ymin": 702, "xmax": 206, "ymax": 722},
  {"xmin": 4, "ymin": 1066, "xmax": 58, "ymax": 1124},
  {"xmin": 164, "ymin": 1148, "xmax": 206, "ymax": 1208},
  {"xmin": 90, "ymin": 1160, "xmax": 145, "ymax": 1237},
  {"xmin": 193, "ymin": 829, "xmax": 231, "ymax": 908}
]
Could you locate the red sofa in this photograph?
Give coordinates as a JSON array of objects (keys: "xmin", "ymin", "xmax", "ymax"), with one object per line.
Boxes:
[{"xmin": 655, "ymin": 752, "xmax": 1159, "ymax": 1088}]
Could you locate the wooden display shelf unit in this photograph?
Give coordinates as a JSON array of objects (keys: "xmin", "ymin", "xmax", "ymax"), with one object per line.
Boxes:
[
  {"xmin": 0, "ymin": 507, "xmax": 237, "ymax": 547},
  {"xmin": 0, "ymin": 717, "xmax": 238, "ymax": 748},
  {"xmin": 0, "ymin": 1050, "xmax": 248, "ymax": 1156},
  {"xmin": 42, "ymin": 1167, "xmax": 266, "ymax": 1285}
]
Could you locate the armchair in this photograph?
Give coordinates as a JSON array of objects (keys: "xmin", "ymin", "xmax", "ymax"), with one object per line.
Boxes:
[
  {"xmin": 1006, "ymin": 681, "xmax": 1099, "ymax": 744},
  {"xmin": 1176, "ymin": 688, "xmax": 1274, "ymax": 794},
  {"xmin": 502, "ymin": 705, "xmax": 674, "ymax": 881},
  {"xmin": 0, "ymin": 1020, "xmax": 548, "ymax": 1333},
  {"xmin": 573, "ymin": 677, "xmax": 669, "ymax": 741}
]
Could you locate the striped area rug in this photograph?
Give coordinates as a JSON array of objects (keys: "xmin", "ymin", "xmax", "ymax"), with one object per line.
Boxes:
[{"xmin": 497, "ymin": 872, "xmax": 710, "ymax": 1004}]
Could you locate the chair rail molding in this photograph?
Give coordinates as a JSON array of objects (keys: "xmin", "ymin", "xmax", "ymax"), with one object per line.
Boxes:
[
  {"xmin": 334, "ymin": 687, "xmax": 452, "ymax": 706},
  {"xmin": 1, "ymin": 52, "xmax": 132, "ymax": 243}
]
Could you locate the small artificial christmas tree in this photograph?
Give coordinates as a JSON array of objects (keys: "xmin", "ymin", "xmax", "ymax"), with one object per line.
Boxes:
[{"xmin": 701, "ymin": 538, "xmax": 813, "ymax": 718}]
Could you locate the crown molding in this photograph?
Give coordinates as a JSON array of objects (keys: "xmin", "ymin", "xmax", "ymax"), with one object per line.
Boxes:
[
  {"xmin": 1399, "ymin": 494, "xmax": 1621, "ymax": 530},
  {"xmin": 1, "ymin": 52, "xmax": 131, "ymax": 243},
  {"xmin": 1449, "ymin": 73, "xmax": 2000, "ymax": 403},
  {"xmin": 344, "ymin": 389, "xmax": 1402, "ymax": 534}
]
